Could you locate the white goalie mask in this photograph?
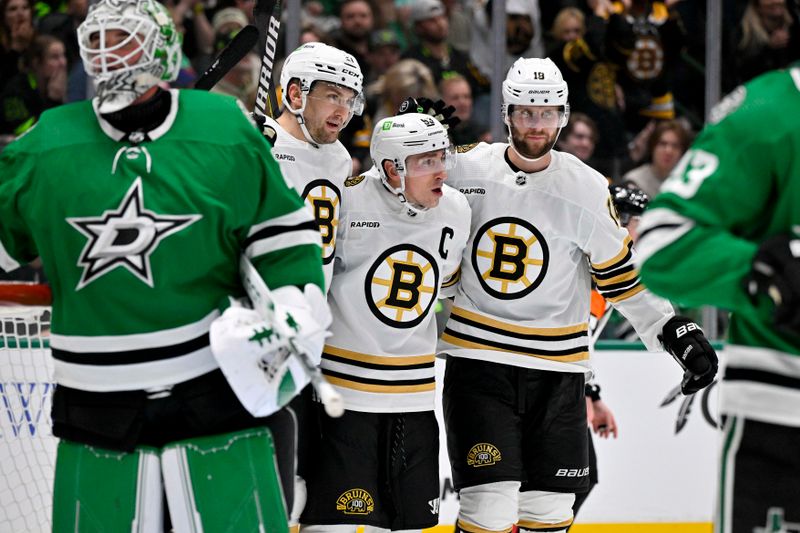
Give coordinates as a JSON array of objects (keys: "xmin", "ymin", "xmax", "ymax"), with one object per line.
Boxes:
[
  {"xmin": 78, "ymin": 0, "xmax": 182, "ymax": 113},
  {"xmin": 279, "ymin": 42, "xmax": 365, "ymax": 146},
  {"xmin": 370, "ymin": 113, "xmax": 456, "ymax": 214},
  {"xmin": 502, "ymin": 57, "xmax": 570, "ymax": 162}
]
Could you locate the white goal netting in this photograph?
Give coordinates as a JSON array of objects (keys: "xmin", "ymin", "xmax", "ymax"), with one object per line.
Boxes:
[{"xmin": 0, "ymin": 305, "xmax": 55, "ymax": 532}]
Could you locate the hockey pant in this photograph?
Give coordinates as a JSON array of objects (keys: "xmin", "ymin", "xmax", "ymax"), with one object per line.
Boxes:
[
  {"xmin": 52, "ymin": 427, "xmax": 288, "ymax": 533},
  {"xmin": 454, "ymin": 481, "xmax": 574, "ymax": 533}
]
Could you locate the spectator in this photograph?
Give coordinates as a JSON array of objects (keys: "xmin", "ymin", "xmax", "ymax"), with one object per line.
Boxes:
[
  {"xmin": 330, "ymin": 0, "xmax": 374, "ymax": 77},
  {"xmin": 557, "ymin": 111, "xmax": 599, "ymax": 169},
  {"xmin": 621, "ymin": 118, "xmax": 693, "ymax": 198},
  {"xmin": 439, "ymin": 73, "xmax": 488, "ymax": 145},
  {"xmin": 365, "ymin": 28, "xmax": 402, "ymax": 84},
  {"xmin": 366, "ymin": 57, "xmax": 438, "ymax": 122},
  {"xmin": 1, "ymin": 0, "xmax": 35, "ymax": 92},
  {"xmin": 548, "ymin": 6, "xmax": 585, "ymax": 51},
  {"xmin": 614, "ymin": 0, "xmax": 688, "ymax": 133},
  {"xmin": 469, "ymin": 0, "xmax": 545, "ymax": 83},
  {"xmin": 37, "ymin": 0, "xmax": 88, "ymax": 68},
  {"xmin": 551, "ymin": 2, "xmax": 635, "ymax": 179},
  {"xmin": 730, "ymin": 0, "xmax": 800, "ymax": 85},
  {"xmin": 443, "ymin": 0, "xmax": 470, "ymax": 53},
  {"xmin": 403, "ymin": 0, "xmax": 488, "ymax": 98},
  {"xmin": 209, "ymin": 8, "xmax": 258, "ymax": 110},
  {"xmin": 300, "ymin": 21, "xmax": 333, "ymax": 45},
  {"xmin": 0, "ymin": 34, "xmax": 67, "ymax": 138}
]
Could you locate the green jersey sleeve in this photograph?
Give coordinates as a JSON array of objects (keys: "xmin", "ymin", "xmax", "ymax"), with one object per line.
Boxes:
[
  {"xmin": 637, "ymin": 66, "xmax": 800, "ymax": 315},
  {"xmin": 0, "ymin": 134, "xmax": 40, "ymax": 271}
]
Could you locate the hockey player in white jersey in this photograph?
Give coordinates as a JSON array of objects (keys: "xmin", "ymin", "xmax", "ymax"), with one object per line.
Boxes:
[
  {"xmin": 254, "ymin": 41, "xmax": 365, "ymax": 532},
  {"xmin": 258, "ymin": 41, "xmax": 364, "ymax": 291},
  {"xmin": 299, "ymin": 113, "xmax": 471, "ymax": 532},
  {"xmin": 435, "ymin": 57, "xmax": 719, "ymax": 533}
]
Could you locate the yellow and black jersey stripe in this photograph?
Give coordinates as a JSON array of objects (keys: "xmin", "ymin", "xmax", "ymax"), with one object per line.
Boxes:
[
  {"xmin": 442, "ymin": 306, "xmax": 589, "ymax": 363},
  {"xmin": 442, "ymin": 267, "xmax": 461, "ymax": 289},
  {"xmin": 590, "ymin": 237, "xmax": 644, "ymax": 303},
  {"xmin": 321, "ymin": 345, "xmax": 435, "ymax": 394}
]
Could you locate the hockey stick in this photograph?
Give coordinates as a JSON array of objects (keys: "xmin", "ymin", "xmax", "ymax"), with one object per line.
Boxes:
[
  {"xmin": 240, "ymin": 256, "xmax": 344, "ymax": 418},
  {"xmin": 252, "ymin": 0, "xmax": 283, "ymax": 118},
  {"xmin": 194, "ymin": 25, "xmax": 259, "ymax": 91}
]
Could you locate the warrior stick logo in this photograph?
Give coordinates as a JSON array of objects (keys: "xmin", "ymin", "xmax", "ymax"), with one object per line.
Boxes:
[
  {"xmin": 336, "ymin": 488, "xmax": 374, "ymax": 515},
  {"xmin": 255, "ymin": 14, "xmax": 281, "ymax": 116},
  {"xmin": 467, "ymin": 443, "xmax": 502, "ymax": 467}
]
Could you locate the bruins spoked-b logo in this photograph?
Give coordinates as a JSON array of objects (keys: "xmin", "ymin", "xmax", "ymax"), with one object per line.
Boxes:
[
  {"xmin": 301, "ymin": 179, "xmax": 342, "ymax": 265},
  {"xmin": 365, "ymin": 244, "xmax": 439, "ymax": 329},
  {"xmin": 336, "ymin": 488, "xmax": 375, "ymax": 515},
  {"xmin": 467, "ymin": 443, "xmax": 502, "ymax": 467},
  {"xmin": 471, "ymin": 217, "xmax": 548, "ymax": 300}
]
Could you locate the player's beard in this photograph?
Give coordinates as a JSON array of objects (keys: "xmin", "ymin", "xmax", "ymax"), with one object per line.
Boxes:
[
  {"xmin": 306, "ymin": 114, "xmax": 342, "ymax": 145},
  {"xmin": 509, "ymin": 124, "xmax": 558, "ymax": 160}
]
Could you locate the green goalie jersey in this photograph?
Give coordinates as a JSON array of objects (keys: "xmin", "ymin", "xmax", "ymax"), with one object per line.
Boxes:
[
  {"xmin": 0, "ymin": 89, "xmax": 323, "ymax": 393},
  {"xmin": 637, "ymin": 64, "xmax": 800, "ymax": 426}
]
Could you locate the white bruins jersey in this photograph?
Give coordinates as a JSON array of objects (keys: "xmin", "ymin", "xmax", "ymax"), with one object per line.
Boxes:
[
  {"xmin": 440, "ymin": 143, "xmax": 674, "ymax": 374},
  {"xmin": 263, "ymin": 116, "xmax": 352, "ymax": 291},
  {"xmin": 324, "ymin": 170, "xmax": 470, "ymax": 412}
]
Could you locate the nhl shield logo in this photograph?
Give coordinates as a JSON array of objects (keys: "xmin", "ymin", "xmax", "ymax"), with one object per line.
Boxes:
[
  {"xmin": 467, "ymin": 443, "xmax": 502, "ymax": 467},
  {"xmin": 336, "ymin": 488, "xmax": 375, "ymax": 515}
]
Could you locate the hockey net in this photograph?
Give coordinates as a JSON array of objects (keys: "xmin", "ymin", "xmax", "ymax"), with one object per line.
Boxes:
[{"xmin": 0, "ymin": 283, "xmax": 55, "ymax": 531}]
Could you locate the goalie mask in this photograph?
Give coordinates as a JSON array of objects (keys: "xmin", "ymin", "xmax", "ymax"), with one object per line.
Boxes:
[
  {"xmin": 370, "ymin": 113, "xmax": 456, "ymax": 214},
  {"xmin": 280, "ymin": 42, "xmax": 365, "ymax": 146},
  {"xmin": 502, "ymin": 57, "xmax": 570, "ymax": 162},
  {"xmin": 78, "ymin": 0, "xmax": 182, "ymax": 113}
]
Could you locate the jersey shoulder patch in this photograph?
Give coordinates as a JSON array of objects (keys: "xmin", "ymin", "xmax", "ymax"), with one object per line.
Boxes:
[
  {"xmin": 456, "ymin": 143, "xmax": 479, "ymax": 153},
  {"xmin": 345, "ymin": 174, "xmax": 367, "ymax": 187}
]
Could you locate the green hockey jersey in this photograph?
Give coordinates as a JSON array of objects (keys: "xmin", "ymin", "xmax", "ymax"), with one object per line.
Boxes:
[
  {"xmin": 0, "ymin": 89, "xmax": 323, "ymax": 393},
  {"xmin": 637, "ymin": 64, "xmax": 800, "ymax": 426}
]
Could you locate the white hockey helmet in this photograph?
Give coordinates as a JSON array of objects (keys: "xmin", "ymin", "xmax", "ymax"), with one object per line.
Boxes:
[
  {"xmin": 370, "ymin": 113, "xmax": 455, "ymax": 213},
  {"xmin": 280, "ymin": 42, "xmax": 365, "ymax": 144},
  {"xmin": 502, "ymin": 57, "xmax": 569, "ymax": 127},
  {"xmin": 78, "ymin": 0, "xmax": 182, "ymax": 113}
]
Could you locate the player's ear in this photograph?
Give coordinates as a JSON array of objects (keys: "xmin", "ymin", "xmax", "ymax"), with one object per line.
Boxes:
[
  {"xmin": 382, "ymin": 160, "xmax": 400, "ymax": 181},
  {"xmin": 287, "ymin": 81, "xmax": 304, "ymax": 109}
]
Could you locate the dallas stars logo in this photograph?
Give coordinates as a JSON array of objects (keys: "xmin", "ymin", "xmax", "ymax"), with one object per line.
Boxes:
[{"xmin": 68, "ymin": 177, "xmax": 201, "ymax": 290}]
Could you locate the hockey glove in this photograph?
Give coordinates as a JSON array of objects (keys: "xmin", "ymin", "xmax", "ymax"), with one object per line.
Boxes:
[
  {"xmin": 659, "ymin": 316, "xmax": 718, "ymax": 395},
  {"xmin": 397, "ymin": 97, "xmax": 461, "ymax": 130},
  {"xmin": 743, "ymin": 233, "xmax": 800, "ymax": 335},
  {"xmin": 251, "ymin": 112, "xmax": 277, "ymax": 145}
]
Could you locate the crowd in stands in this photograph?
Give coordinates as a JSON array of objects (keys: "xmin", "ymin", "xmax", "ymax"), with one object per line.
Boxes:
[{"xmin": 1, "ymin": 0, "xmax": 799, "ymax": 287}]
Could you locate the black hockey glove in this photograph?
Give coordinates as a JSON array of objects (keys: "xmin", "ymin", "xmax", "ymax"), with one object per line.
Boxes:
[
  {"xmin": 397, "ymin": 97, "xmax": 461, "ymax": 130},
  {"xmin": 250, "ymin": 112, "xmax": 277, "ymax": 145},
  {"xmin": 659, "ymin": 316, "xmax": 718, "ymax": 395},
  {"xmin": 743, "ymin": 233, "xmax": 800, "ymax": 335}
]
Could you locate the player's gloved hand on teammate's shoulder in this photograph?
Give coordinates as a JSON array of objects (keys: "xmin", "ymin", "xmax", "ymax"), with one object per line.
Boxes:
[
  {"xmin": 743, "ymin": 232, "xmax": 800, "ymax": 335},
  {"xmin": 397, "ymin": 97, "xmax": 461, "ymax": 130},
  {"xmin": 250, "ymin": 112, "xmax": 277, "ymax": 145},
  {"xmin": 659, "ymin": 316, "xmax": 718, "ymax": 395}
]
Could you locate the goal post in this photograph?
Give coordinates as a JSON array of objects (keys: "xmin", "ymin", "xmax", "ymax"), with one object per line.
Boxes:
[{"xmin": 0, "ymin": 282, "xmax": 55, "ymax": 531}]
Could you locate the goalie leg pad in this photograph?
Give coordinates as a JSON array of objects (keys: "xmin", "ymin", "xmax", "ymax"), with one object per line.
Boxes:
[
  {"xmin": 456, "ymin": 481, "xmax": 520, "ymax": 532},
  {"xmin": 52, "ymin": 439, "xmax": 163, "ymax": 532},
  {"xmin": 162, "ymin": 427, "xmax": 289, "ymax": 533},
  {"xmin": 517, "ymin": 490, "xmax": 574, "ymax": 532}
]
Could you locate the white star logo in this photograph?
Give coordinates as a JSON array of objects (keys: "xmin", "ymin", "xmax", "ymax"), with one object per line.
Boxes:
[{"xmin": 68, "ymin": 177, "xmax": 201, "ymax": 290}]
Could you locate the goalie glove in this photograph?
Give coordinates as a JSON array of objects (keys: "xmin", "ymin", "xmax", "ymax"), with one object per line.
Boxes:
[
  {"xmin": 397, "ymin": 97, "xmax": 461, "ymax": 130},
  {"xmin": 659, "ymin": 316, "xmax": 718, "ymax": 395},
  {"xmin": 209, "ymin": 285, "xmax": 331, "ymax": 417},
  {"xmin": 743, "ymin": 232, "xmax": 800, "ymax": 335}
]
